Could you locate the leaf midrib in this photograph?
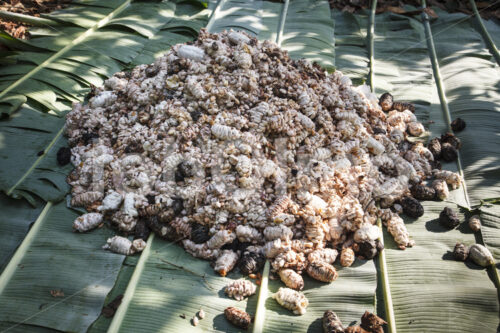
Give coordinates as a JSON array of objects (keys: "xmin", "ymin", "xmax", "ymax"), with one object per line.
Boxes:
[
  {"xmin": 275, "ymin": 0, "xmax": 290, "ymax": 45},
  {"xmin": 0, "ymin": 202, "xmax": 53, "ymax": 295},
  {"xmin": 107, "ymin": 234, "xmax": 155, "ymax": 333},
  {"xmin": 2, "ymin": 0, "xmax": 134, "ymax": 198},
  {"xmin": 0, "ymin": 0, "xmax": 132, "ymax": 102},
  {"xmin": 6, "ymin": 126, "xmax": 65, "ymax": 197},
  {"xmin": 370, "ymin": 2, "xmax": 500, "ymax": 330},
  {"xmin": 366, "ymin": 1, "xmax": 397, "ymax": 332},
  {"xmin": 468, "ymin": 0, "xmax": 500, "ymax": 66},
  {"xmin": 420, "ymin": 5, "xmax": 472, "ymax": 208},
  {"xmin": 421, "ymin": 0, "xmax": 500, "ymax": 293}
]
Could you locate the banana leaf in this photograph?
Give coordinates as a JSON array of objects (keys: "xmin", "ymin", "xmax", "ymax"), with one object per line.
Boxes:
[
  {"xmin": 0, "ymin": 0, "xmax": 146, "ymax": 115},
  {"xmin": 332, "ymin": 10, "xmax": 370, "ymax": 85},
  {"xmin": 0, "ymin": 193, "xmax": 44, "ymax": 272},
  {"xmin": 481, "ymin": 18, "xmax": 500, "ymax": 54},
  {"xmin": 429, "ymin": 9, "xmax": 500, "ymax": 206},
  {"xmin": 427, "ymin": 6, "xmax": 500, "ymax": 294},
  {"xmin": 279, "ymin": 0, "xmax": 335, "ymax": 70},
  {"xmin": 480, "ymin": 205, "xmax": 500, "ymax": 263},
  {"xmin": 0, "ymin": 201, "xmax": 125, "ymax": 332},
  {"xmin": 88, "ymin": 264, "xmax": 136, "ymax": 333},
  {"xmin": 0, "ymin": 0, "xmax": 210, "ymax": 204},
  {"xmin": 383, "ymin": 204, "xmax": 498, "ymax": 332},
  {"xmin": 0, "ymin": 0, "xmax": 499, "ymax": 332},
  {"xmin": 371, "ymin": 9, "xmax": 499, "ymax": 331},
  {"xmin": 107, "ymin": 236, "xmax": 260, "ymax": 332},
  {"xmin": 0, "ymin": 107, "xmax": 70, "ymax": 204},
  {"xmin": 208, "ymin": 0, "xmax": 335, "ymax": 69},
  {"xmin": 0, "ymin": 1, "xmax": 210, "ymax": 332},
  {"xmin": 129, "ymin": 4, "xmax": 210, "ymax": 66}
]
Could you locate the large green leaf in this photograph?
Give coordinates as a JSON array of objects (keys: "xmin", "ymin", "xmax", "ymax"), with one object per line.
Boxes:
[
  {"xmin": 0, "ymin": 201, "xmax": 125, "ymax": 332},
  {"xmin": 373, "ymin": 12, "xmax": 432, "ymax": 121},
  {"xmin": 429, "ymin": 9, "xmax": 500, "ymax": 206},
  {"xmin": 107, "ymin": 236, "xmax": 260, "ymax": 332},
  {"xmin": 0, "ymin": 2, "xmax": 211, "ymax": 332},
  {"xmin": 480, "ymin": 205, "xmax": 500, "ymax": 263},
  {"xmin": 208, "ymin": 0, "xmax": 335, "ymax": 69},
  {"xmin": 0, "ymin": 107, "xmax": 70, "ymax": 204},
  {"xmin": 0, "ymin": 0, "xmax": 137, "ymax": 114},
  {"xmin": 332, "ymin": 10, "xmax": 370, "ymax": 84},
  {"xmin": 0, "ymin": 0, "xmax": 210, "ymax": 203},
  {"xmin": 0, "ymin": 0, "xmax": 209, "ymax": 117},
  {"xmin": 130, "ymin": 3, "xmax": 211, "ymax": 66},
  {"xmin": 208, "ymin": 0, "xmax": 265, "ymax": 35},
  {"xmin": 383, "ymin": 203, "xmax": 498, "ymax": 332},
  {"xmin": 1, "ymin": 0, "xmax": 500, "ymax": 332},
  {"xmin": 0, "ymin": 193, "xmax": 43, "ymax": 273},
  {"xmin": 468, "ymin": 0, "xmax": 500, "ymax": 66},
  {"xmin": 370, "ymin": 8, "xmax": 499, "ymax": 331},
  {"xmin": 482, "ymin": 18, "xmax": 500, "ymax": 57},
  {"xmin": 426, "ymin": 6, "xmax": 500, "ymax": 298},
  {"xmin": 279, "ymin": 0, "xmax": 335, "ymax": 70},
  {"xmin": 88, "ymin": 263, "xmax": 136, "ymax": 333},
  {"xmin": 262, "ymin": 262, "xmax": 376, "ymax": 332}
]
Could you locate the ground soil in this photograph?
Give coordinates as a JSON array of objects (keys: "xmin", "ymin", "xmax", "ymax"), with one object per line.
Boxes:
[
  {"xmin": 329, "ymin": 0, "xmax": 500, "ymax": 20},
  {"xmin": 0, "ymin": 0, "xmax": 70, "ymax": 39}
]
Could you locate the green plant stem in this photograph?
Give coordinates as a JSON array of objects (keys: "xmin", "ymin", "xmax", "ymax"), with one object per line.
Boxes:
[
  {"xmin": 369, "ymin": 2, "xmax": 395, "ymax": 330},
  {"xmin": 422, "ymin": 0, "xmax": 500, "ymax": 292},
  {"xmin": 7, "ymin": 126, "xmax": 64, "ymax": 197},
  {"xmin": 480, "ymin": 198, "xmax": 500, "ymax": 206},
  {"xmin": 107, "ymin": 234, "xmax": 154, "ymax": 333},
  {"xmin": 490, "ymin": 263, "xmax": 500, "ymax": 291},
  {"xmin": 0, "ymin": 201, "xmax": 52, "ymax": 295},
  {"xmin": 205, "ymin": 0, "xmax": 227, "ymax": 33},
  {"xmin": 0, "ymin": 10, "xmax": 59, "ymax": 26},
  {"xmin": 275, "ymin": 0, "xmax": 290, "ymax": 46},
  {"xmin": 0, "ymin": 0, "xmax": 132, "ymax": 102},
  {"xmin": 368, "ymin": 0, "xmax": 377, "ymax": 91},
  {"xmin": 469, "ymin": 0, "xmax": 500, "ymax": 66},
  {"xmin": 420, "ymin": 0, "xmax": 471, "ymax": 208},
  {"xmin": 376, "ymin": 217, "xmax": 396, "ymax": 333},
  {"xmin": 252, "ymin": 261, "xmax": 270, "ymax": 333},
  {"xmin": 420, "ymin": 1, "xmax": 451, "ymax": 131}
]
